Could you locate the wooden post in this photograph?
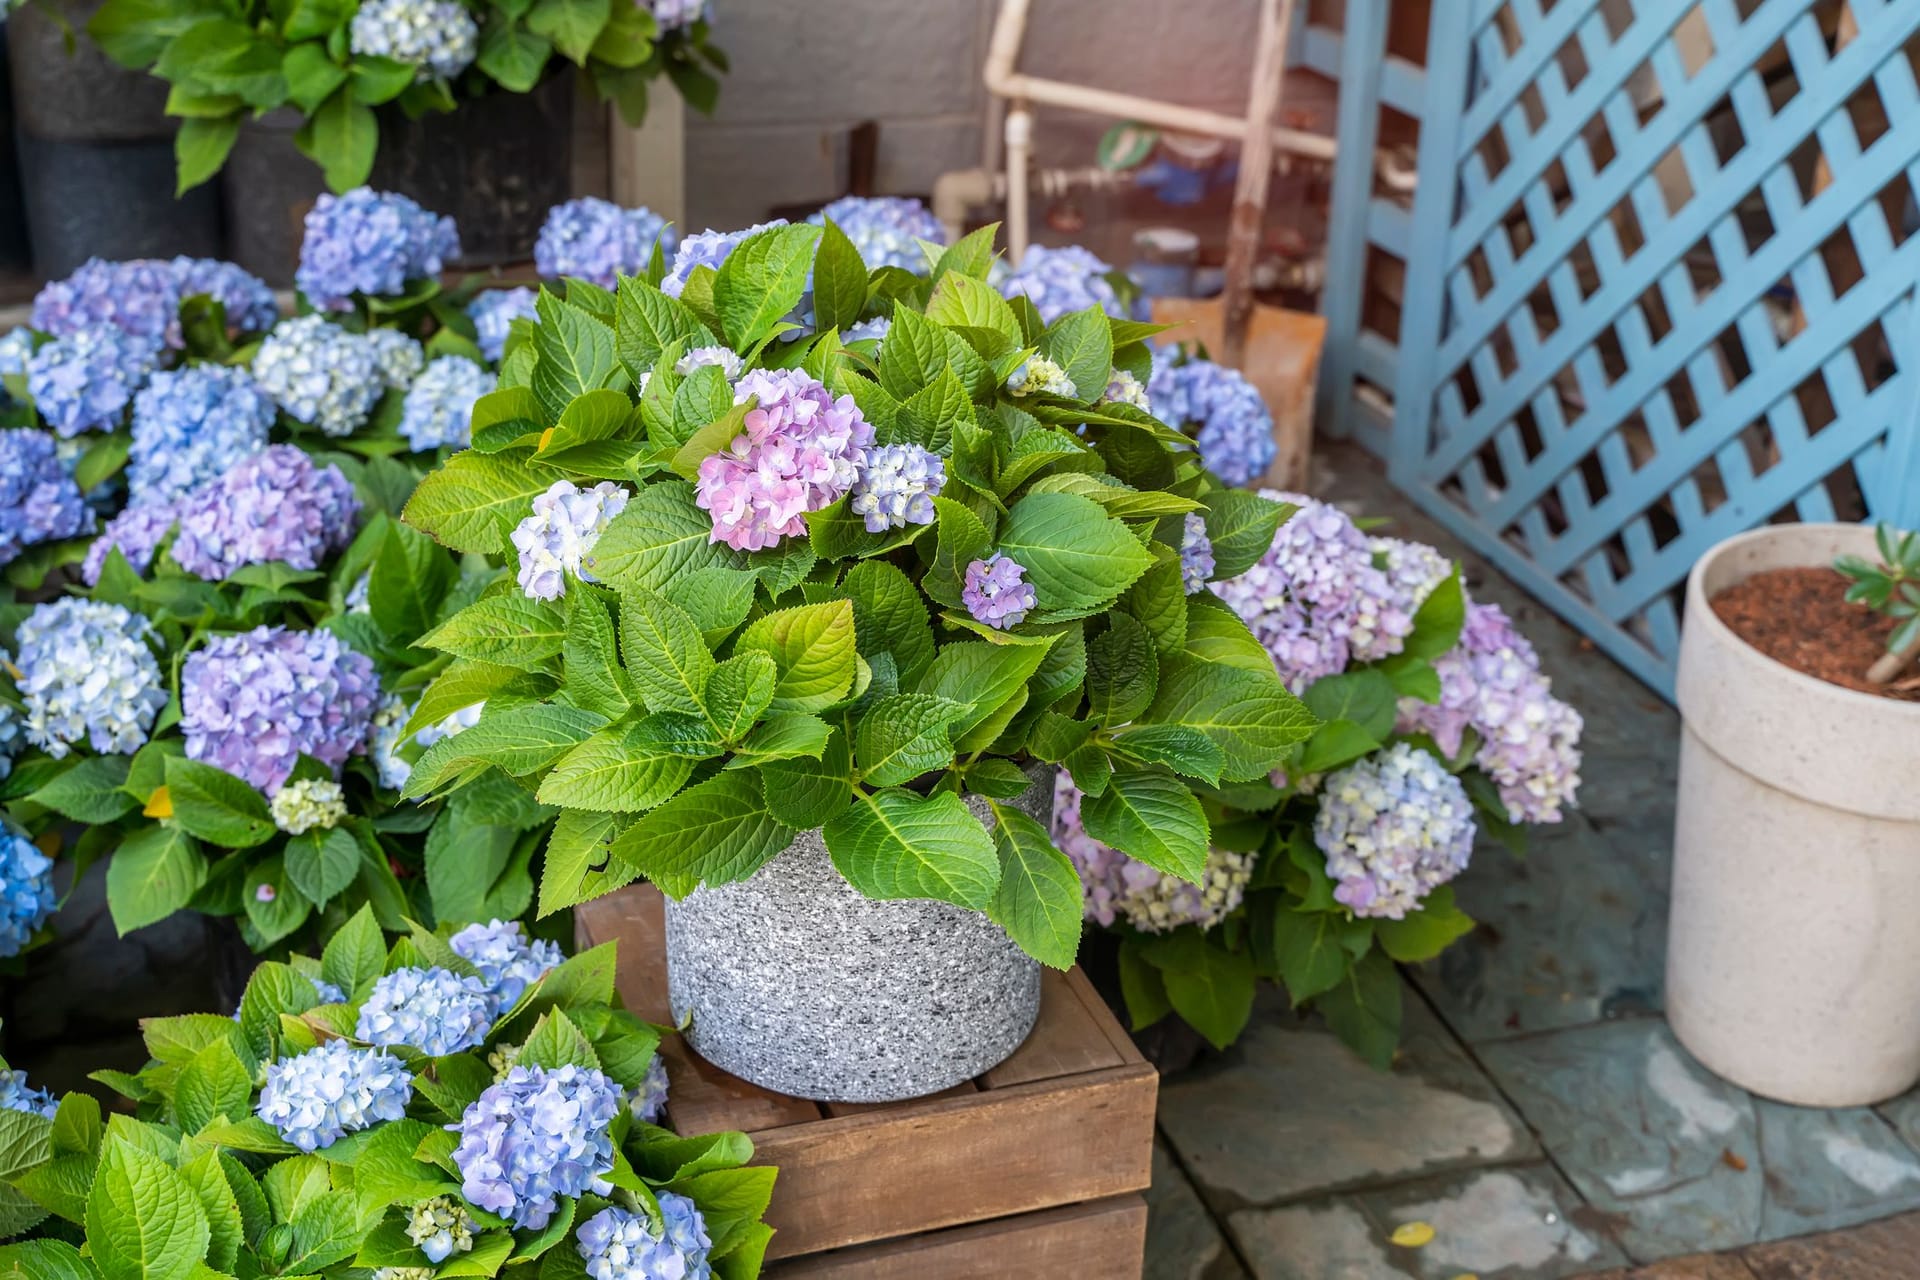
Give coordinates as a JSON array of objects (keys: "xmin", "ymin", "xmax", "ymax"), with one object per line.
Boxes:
[
  {"xmin": 1219, "ymin": 0, "xmax": 1297, "ymax": 369},
  {"xmin": 610, "ymin": 90, "xmax": 686, "ymax": 228}
]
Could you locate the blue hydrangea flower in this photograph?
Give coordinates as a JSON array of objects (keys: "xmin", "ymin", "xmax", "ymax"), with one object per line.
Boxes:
[
  {"xmin": 0, "ymin": 704, "xmax": 23, "ymax": 783},
  {"xmin": 575, "ymin": 1195, "xmax": 713, "ymax": 1280},
  {"xmin": 1148, "ymin": 353, "xmax": 1275, "ymax": 487},
  {"xmin": 30, "ymin": 258, "xmax": 180, "ymax": 345},
  {"xmin": 400, "ymin": 356, "xmax": 493, "ymax": 451},
  {"xmin": 809, "ymin": 196, "xmax": 945, "ymax": 272},
  {"xmin": 661, "ymin": 220, "xmax": 789, "ymax": 298},
  {"xmin": 448, "ymin": 919, "xmax": 562, "ymax": 1007},
  {"xmin": 256, "ymin": 1039, "xmax": 414, "ymax": 1151},
  {"xmin": 169, "ymin": 258, "xmax": 279, "ymax": 334},
  {"xmin": 127, "ymin": 365, "xmax": 274, "ymax": 507},
  {"xmin": 349, "ymin": 0, "xmax": 478, "ymax": 80},
  {"xmin": 0, "ymin": 327, "xmax": 33, "ymax": 386},
  {"xmin": 469, "ymin": 288, "xmax": 538, "ymax": 363},
  {"xmin": 0, "ymin": 1069, "xmax": 57, "ymax": 1118},
  {"xmin": 1314, "ymin": 742, "xmax": 1476, "ymax": 919},
  {"xmin": 451, "ymin": 1063, "xmax": 624, "ymax": 1230},
  {"xmin": 673, "ymin": 345, "xmax": 743, "ymax": 380},
  {"xmin": 512, "ymin": 480, "xmax": 631, "ymax": 600},
  {"xmin": 963, "ymin": 553, "xmax": 1036, "ymax": 629},
  {"xmin": 844, "ymin": 315, "xmax": 890, "ymax": 346},
  {"xmin": 629, "ymin": 1054, "xmax": 668, "ymax": 1124},
  {"xmin": 296, "ymin": 188, "xmax": 460, "ymax": 312},
  {"xmin": 1179, "ymin": 511, "xmax": 1214, "ymax": 594},
  {"xmin": 644, "ymin": 0, "xmax": 707, "ymax": 31},
  {"xmin": 357, "ymin": 966, "xmax": 496, "ymax": 1056},
  {"xmin": 26, "ymin": 324, "xmax": 161, "ymax": 437},
  {"xmin": 997, "ymin": 244, "xmax": 1142, "ymax": 323},
  {"xmin": 0, "ymin": 428, "xmax": 93, "ymax": 566},
  {"xmin": 169, "ymin": 445, "xmax": 360, "ymax": 581},
  {"xmin": 0, "ymin": 827, "xmax": 55, "ymax": 959},
  {"xmin": 17, "ymin": 598, "xmax": 164, "ymax": 757},
  {"xmin": 251, "ymin": 315, "xmax": 382, "ymax": 437},
  {"xmin": 366, "ymin": 328, "xmax": 426, "ymax": 391},
  {"xmin": 535, "ymin": 198, "xmax": 676, "ymax": 288},
  {"xmin": 849, "ymin": 443, "xmax": 944, "ymax": 532},
  {"xmin": 181, "ymin": 624, "xmax": 379, "ymax": 793}
]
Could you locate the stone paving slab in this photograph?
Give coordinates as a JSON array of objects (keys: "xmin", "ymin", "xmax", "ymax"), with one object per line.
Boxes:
[
  {"xmin": 1157, "ymin": 983, "xmax": 1536, "ymax": 1211},
  {"xmin": 1147, "ymin": 1142, "xmax": 1250, "ymax": 1280},
  {"xmin": 1480, "ymin": 1018, "xmax": 1920, "ymax": 1261}
]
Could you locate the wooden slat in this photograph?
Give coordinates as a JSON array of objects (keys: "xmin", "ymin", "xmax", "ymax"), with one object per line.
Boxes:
[
  {"xmin": 979, "ymin": 969, "xmax": 1126, "ymax": 1088},
  {"xmin": 766, "ymin": 1195, "xmax": 1148, "ymax": 1280}
]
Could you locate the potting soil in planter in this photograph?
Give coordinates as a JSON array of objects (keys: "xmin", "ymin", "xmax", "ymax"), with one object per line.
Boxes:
[{"xmin": 1710, "ymin": 566, "xmax": 1916, "ymax": 700}]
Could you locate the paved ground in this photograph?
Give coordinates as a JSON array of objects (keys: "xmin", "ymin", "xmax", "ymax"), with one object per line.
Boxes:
[{"xmin": 1141, "ymin": 443, "xmax": 1920, "ymax": 1279}]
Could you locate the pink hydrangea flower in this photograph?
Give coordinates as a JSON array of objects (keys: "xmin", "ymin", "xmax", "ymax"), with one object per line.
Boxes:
[{"xmin": 694, "ymin": 369, "xmax": 873, "ymax": 552}]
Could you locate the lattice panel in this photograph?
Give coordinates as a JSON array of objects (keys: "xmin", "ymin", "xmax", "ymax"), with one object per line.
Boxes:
[{"xmin": 1387, "ymin": 0, "xmax": 1920, "ymax": 696}]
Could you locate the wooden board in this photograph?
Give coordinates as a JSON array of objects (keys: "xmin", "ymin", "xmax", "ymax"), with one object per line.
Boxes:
[
  {"xmin": 766, "ymin": 1195, "xmax": 1149, "ymax": 1280},
  {"xmin": 575, "ymin": 886, "xmax": 1158, "ymax": 1269}
]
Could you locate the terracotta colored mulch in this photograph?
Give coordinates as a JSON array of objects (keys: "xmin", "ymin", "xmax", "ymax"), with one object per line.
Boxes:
[{"xmin": 1710, "ymin": 566, "xmax": 1919, "ymax": 701}]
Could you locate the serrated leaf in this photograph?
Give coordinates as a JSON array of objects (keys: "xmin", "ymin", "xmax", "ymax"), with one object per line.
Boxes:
[
  {"xmin": 986, "ymin": 802, "xmax": 1082, "ymax": 968},
  {"xmin": 86, "ymin": 1138, "xmax": 209, "ymax": 1280},
  {"xmin": 589, "ymin": 480, "xmax": 743, "ymax": 591},
  {"xmin": 420, "ymin": 593, "xmax": 568, "ymax": 667},
  {"xmin": 402, "ymin": 448, "xmax": 553, "ymax": 555},
  {"xmin": 852, "ymin": 694, "xmax": 968, "ymax": 787},
  {"xmin": 997, "ymin": 491, "xmax": 1154, "ymax": 611},
  {"xmin": 713, "ymin": 223, "xmax": 821, "ymax": 350},
  {"xmin": 823, "ymin": 787, "xmax": 1000, "ymax": 910},
  {"xmin": 283, "ymin": 827, "xmax": 360, "ymax": 908},
  {"xmin": 608, "ymin": 770, "xmax": 795, "ymax": 897},
  {"xmin": 106, "ymin": 825, "xmax": 205, "ymax": 935},
  {"xmin": 618, "ymin": 589, "xmax": 714, "ymax": 714},
  {"xmin": 1080, "ymin": 766, "xmax": 1208, "ymax": 883},
  {"xmin": 1144, "ymin": 657, "xmax": 1317, "ymax": 781},
  {"xmin": 1086, "ymin": 613, "xmax": 1158, "ymax": 727},
  {"xmin": 1203, "ymin": 490, "xmax": 1292, "ymax": 579},
  {"xmin": 163, "ymin": 757, "xmax": 275, "ymax": 848},
  {"xmin": 536, "ymin": 722, "xmax": 696, "ymax": 812},
  {"xmin": 734, "ymin": 600, "xmax": 857, "ymax": 712},
  {"xmin": 756, "ymin": 724, "xmax": 851, "ymax": 826},
  {"xmin": 404, "ymin": 703, "xmax": 609, "ymax": 797}
]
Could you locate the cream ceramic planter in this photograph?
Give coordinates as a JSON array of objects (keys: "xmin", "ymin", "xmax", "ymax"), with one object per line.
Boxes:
[{"xmin": 1669, "ymin": 523, "xmax": 1920, "ymax": 1106}]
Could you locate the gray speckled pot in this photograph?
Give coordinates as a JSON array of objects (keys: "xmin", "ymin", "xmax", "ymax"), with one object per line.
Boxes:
[{"xmin": 665, "ymin": 769, "xmax": 1048, "ymax": 1102}]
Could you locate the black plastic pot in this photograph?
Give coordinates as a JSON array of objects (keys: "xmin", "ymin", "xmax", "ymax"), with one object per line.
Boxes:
[
  {"xmin": 0, "ymin": 29, "xmax": 30, "ymax": 272},
  {"xmin": 223, "ymin": 109, "xmax": 327, "ymax": 286}
]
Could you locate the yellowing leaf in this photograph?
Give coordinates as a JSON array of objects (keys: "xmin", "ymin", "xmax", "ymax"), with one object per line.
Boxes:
[
  {"xmin": 144, "ymin": 786, "xmax": 175, "ymax": 819},
  {"xmin": 1390, "ymin": 1221, "xmax": 1435, "ymax": 1248}
]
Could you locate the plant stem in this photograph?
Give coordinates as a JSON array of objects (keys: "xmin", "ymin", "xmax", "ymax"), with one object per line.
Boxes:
[{"xmin": 1867, "ymin": 630, "xmax": 1920, "ymax": 685}]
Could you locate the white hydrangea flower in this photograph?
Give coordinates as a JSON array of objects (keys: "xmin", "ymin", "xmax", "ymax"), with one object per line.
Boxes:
[
  {"xmin": 1006, "ymin": 355, "xmax": 1076, "ymax": 398},
  {"xmin": 349, "ymin": 0, "xmax": 479, "ymax": 79},
  {"xmin": 270, "ymin": 778, "xmax": 349, "ymax": 834},
  {"xmin": 16, "ymin": 599, "xmax": 166, "ymax": 757},
  {"xmin": 365, "ymin": 328, "xmax": 426, "ymax": 390},
  {"xmin": 511, "ymin": 481, "xmax": 631, "ymax": 601},
  {"xmin": 673, "ymin": 345, "xmax": 745, "ymax": 381}
]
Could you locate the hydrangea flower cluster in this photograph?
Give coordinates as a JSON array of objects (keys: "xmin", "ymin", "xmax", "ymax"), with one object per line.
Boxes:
[
  {"xmin": 1178, "ymin": 511, "xmax": 1214, "ymax": 594},
  {"xmin": 256, "ymin": 1039, "xmax": 414, "ymax": 1151},
  {"xmin": 0, "ymin": 828, "xmax": 56, "ymax": 958},
  {"xmin": 180, "ymin": 625, "xmax": 379, "ymax": 793},
  {"xmin": 1397, "ymin": 601, "xmax": 1583, "ymax": 823},
  {"xmin": 469, "ymin": 287, "xmax": 538, "ymax": 363},
  {"xmin": 0, "ymin": 327, "xmax": 32, "ymax": 384},
  {"xmin": 369, "ymin": 696, "xmax": 483, "ymax": 791},
  {"xmin": 1314, "ymin": 742, "xmax": 1476, "ymax": 919},
  {"xmin": 644, "ymin": 0, "xmax": 708, "ymax": 31},
  {"xmin": 26, "ymin": 324, "xmax": 161, "ymax": 436},
  {"xmin": 168, "ymin": 444, "xmax": 360, "ymax": 581},
  {"xmin": 630, "ymin": 1055, "xmax": 669, "ymax": 1124},
  {"xmin": 575, "ymin": 1195, "xmax": 714, "ymax": 1280},
  {"xmin": 348, "ymin": 0, "xmax": 478, "ymax": 80},
  {"xmin": 449, "ymin": 919, "xmax": 563, "ymax": 1006},
  {"xmin": 0, "ymin": 706, "xmax": 22, "ymax": 782},
  {"xmin": 452, "ymin": 1063, "xmax": 625, "ymax": 1230},
  {"xmin": 252, "ymin": 315, "xmax": 382, "ymax": 436},
  {"xmin": 127, "ymin": 365, "xmax": 274, "ymax": 506},
  {"xmin": 662, "ymin": 219, "xmax": 788, "ymax": 298},
  {"xmin": 694, "ymin": 369, "xmax": 873, "ymax": 551},
  {"xmin": 513, "ymin": 480, "xmax": 631, "ymax": 600},
  {"xmin": 810, "ymin": 195, "xmax": 945, "ymax": 272},
  {"xmin": 407, "ymin": 1196, "xmax": 480, "ymax": 1263},
  {"xmin": 169, "ymin": 257, "xmax": 280, "ymax": 334},
  {"xmin": 845, "ymin": 315, "xmax": 891, "ymax": 345},
  {"xmin": 295, "ymin": 189, "xmax": 460, "ymax": 311},
  {"xmin": 400, "ymin": 356, "xmax": 493, "ymax": 450},
  {"xmin": 30, "ymin": 257, "xmax": 182, "ymax": 345},
  {"xmin": 1052, "ymin": 775, "xmax": 1252, "ymax": 932},
  {"xmin": 996, "ymin": 244, "xmax": 1138, "ymax": 323},
  {"xmin": 17, "ymin": 598, "xmax": 165, "ymax": 757},
  {"xmin": 366, "ymin": 328, "xmax": 426, "ymax": 390},
  {"xmin": 963, "ymin": 553, "xmax": 1036, "ymax": 630},
  {"xmin": 270, "ymin": 778, "xmax": 348, "ymax": 834},
  {"xmin": 1213, "ymin": 492, "xmax": 1402, "ymax": 690},
  {"xmin": 0, "ymin": 427, "xmax": 92, "ymax": 565},
  {"xmin": 356, "ymin": 966, "xmax": 496, "ymax": 1056},
  {"xmin": 849, "ymin": 443, "xmax": 944, "ymax": 532},
  {"xmin": 1372, "ymin": 536, "xmax": 1453, "ymax": 621},
  {"xmin": 535, "ymin": 198, "xmax": 676, "ymax": 287},
  {"xmin": 80, "ymin": 503, "xmax": 177, "ymax": 585},
  {"xmin": 0, "ymin": 1069, "xmax": 58, "ymax": 1118},
  {"xmin": 1102, "ymin": 369, "xmax": 1150, "ymax": 409},
  {"xmin": 1006, "ymin": 355, "xmax": 1076, "ymax": 399},
  {"xmin": 674, "ymin": 345, "xmax": 744, "ymax": 380},
  {"xmin": 1148, "ymin": 354, "xmax": 1275, "ymax": 487}
]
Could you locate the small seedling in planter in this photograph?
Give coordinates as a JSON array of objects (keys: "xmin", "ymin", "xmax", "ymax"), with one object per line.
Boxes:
[{"xmin": 1835, "ymin": 523, "xmax": 1920, "ymax": 684}]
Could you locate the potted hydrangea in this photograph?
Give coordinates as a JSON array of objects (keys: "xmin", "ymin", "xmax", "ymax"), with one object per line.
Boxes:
[
  {"xmin": 397, "ymin": 220, "xmax": 1314, "ymax": 1101},
  {"xmin": 1063, "ymin": 495, "xmax": 1583, "ymax": 1067},
  {"xmin": 0, "ymin": 912, "xmax": 777, "ymax": 1278}
]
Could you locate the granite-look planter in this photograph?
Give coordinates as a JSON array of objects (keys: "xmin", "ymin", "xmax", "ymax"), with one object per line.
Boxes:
[
  {"xmin": 1668, "ymin": 523, "xmax": 1920, "ymax": 1107},
  {"xmin": 665, "ymin": 769, "xmax": 1048, "ymax": 1102}
]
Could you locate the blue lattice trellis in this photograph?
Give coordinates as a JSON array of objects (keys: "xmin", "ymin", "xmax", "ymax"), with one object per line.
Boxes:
[{"xmin": 1366, "ymin": 0, "xmax": 1920, "ymax": 696}]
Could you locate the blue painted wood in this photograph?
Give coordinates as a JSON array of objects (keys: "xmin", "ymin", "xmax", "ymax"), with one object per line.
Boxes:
[{"xmin": 1313, "ymin": 0, "xmax": 1389, "ymax": 442}]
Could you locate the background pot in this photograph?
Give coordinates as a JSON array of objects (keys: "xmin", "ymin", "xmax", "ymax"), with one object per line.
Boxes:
[
  {"xmin": 665, "ymin": 769, "xmax": 1049, "ymax": 1103},
  {"xmin": 223, "ymin": 109, "xmax": 326, "ymax": 287},
  {"xmin": 1668, "ymin": 522, "xmax": 1920, "ymax": 1106}
]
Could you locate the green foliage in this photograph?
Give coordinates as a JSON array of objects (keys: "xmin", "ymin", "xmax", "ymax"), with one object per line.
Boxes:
[{"xmin": 1836, "ymin": 522, "xmax": 1920, "ymax": 657}]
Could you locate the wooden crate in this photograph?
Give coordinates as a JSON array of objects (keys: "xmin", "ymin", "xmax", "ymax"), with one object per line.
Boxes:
[{"xmin": 576, "ymin": 887, "xmax": 1158, "ymax": 1279}]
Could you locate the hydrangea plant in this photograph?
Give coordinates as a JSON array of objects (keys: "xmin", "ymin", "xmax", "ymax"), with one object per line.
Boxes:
[
  {"xmin": 0, "ymin": 915, "xmax": 778, "ymax": 1278},
  {"xmin": 397, "ymin": 221, "xmax": 1315, "ymax": 967}
]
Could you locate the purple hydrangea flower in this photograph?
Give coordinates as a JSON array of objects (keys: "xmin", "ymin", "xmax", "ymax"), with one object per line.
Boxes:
[
  {"xmin": 256, "ymin": 1040, "xmax": 413, "ymax": 1151},
  {"xmin": 356, "ymin": 966, "xmax": 496, "ymax": 1056},
  {"xmin": 1372, "ymin": 537, "xmax": 1452, "ymax": 624},
  {"xmin": 81, "ymin": 503, "xmax": 177, "ymax": 585},
  {"xmin": 400, "ymin": 356, "xmax": 493, "ymax": 451},
  {"xmin": 673, "ymin": 345, "xmax": 744, "ymax": 380},
  {"xmin": 169, "ymin": 444, "xmax": 359, "ymax": 581},
  {"xmin": 168, "ymin": 258, "xmax": 279, "ymax": 334},
  {"xmin": 1314, "ymin": 742, "xmax": 1475, "ymax": 919},
  {"xmin": 0, "ymin": 827, "xmax": 55, "ymax": 959},
  {"xmin": 512, "ymin": 480, "xmax": 631, "ymax": 600},
  {"xmin": 694, "ymin": 368, "xmax": 873, "ymax": 551},
  {"xmin": 809, "ymin": 196, "xmax": 945, "ymax": 272},
  {"xmin": 630, "ymin": 1055, "xmax": 669, "ymax": 1125},
  {"xmin": 849, "ymin": 443, "xmax": 944, "ymax": 532},
  {"xmin": 17, "ymin": 599, "xmax": 165, "ymax": 757},
  {"xmin": 251, "ymin": 315, "xmax": 382, "ymax": 436},
  {"xmin": 963, "ymin": 553, "xmax": 1036, "ymax": 629},
  {"xmin": 0, "ymin": 1069, "xmax": 58, "ymax": 1118},
  {"xmin": 1397, "ymin": 600, "xmax": 1583, "ymax": 823},
  {"xmin": 661, "ymin": 220, "xmax": 789, "ymax": 298},
  {"xmin": 575, "ymin": 1195, "xmax": 713, "ymax": 1280},
  {"xmin": 0, "ymin": 428, "xmax": 92, "ymax": 566},
  {"xmin": 1148, "ymin": 353, "xmax": 1275, "ymax": 487},
  {"xmin": 535, "ymin": 198, "xmax": 677, "ymax": 287},
  {"xmin": 1102, "ymin": 369, "xmax": 1150, "ymax": 409},
  {"xmin": 844, "ymin": 315, "xmax": 891, "ymax": 345},
  {"xmin": 449, "ymin": 919, "xmax": 563, "ymax": 1007},
  {"xmin": 30, "ymin": 258, "xmax": 180, "ymax": 345},
  {"xmin": 181, "ymin": 625, "xmax": 379, "ymax": 793},
  {"xmin": 348, "ymin": 0, "xmax": 478, "ymax": 79},
  {"xmin": 1178, "ymin": 511, "xmax": 1214, "ymax": 594},
  {"xmin": 997, "ymin": 244, "xmax": 1142, "ymax": 323},
  {"xmin": 26, "ymin": 324, "xmax": 161, "ymax": 436},
  {"xmin": 366, "ymin": 328, "xmax": 426, "ymax": 391},
  {"xmin": 469, "ymin": 287, "xmax": 538, "ymax": 363},
  {"xmin": 296, "ymin": 188, "xmax": 460, "ymax": 311},
  {"xmin": 451, "ymin": 1063, "xmax": 624, "ymax": 1230},
  {"xmin": 1052, "ymin": 773, "xmax": 1251, "ymax": 932},
  {"xmin": 128, "ymin": 365, "xmax": 274, "ymax": 507}
]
